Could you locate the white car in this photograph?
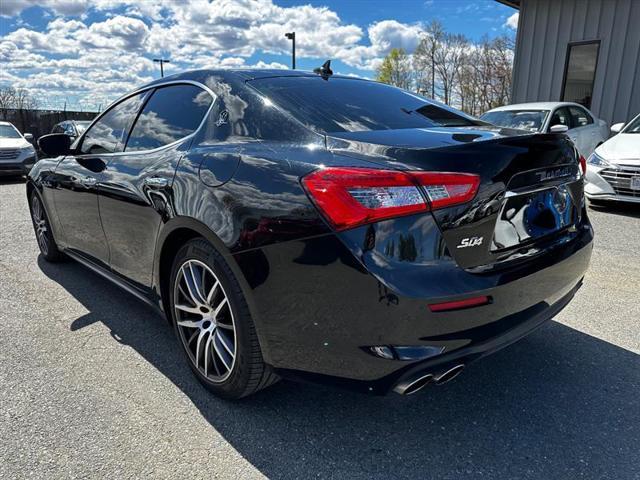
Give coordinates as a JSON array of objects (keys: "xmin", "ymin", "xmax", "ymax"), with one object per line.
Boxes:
[
  {"xmin": 0, "ymin": 121, "xmax": 37, "ymax": 176},
  {"xmin": 584, "ymin": 113, "xmax": 640, "ymax": 204},
  {"xmin": 480, "ymin": 102, "xmax": 609, "ymax": 159}
]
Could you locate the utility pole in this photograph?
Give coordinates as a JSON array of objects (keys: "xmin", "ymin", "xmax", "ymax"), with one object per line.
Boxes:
[
  {"xmin": 284, "ymin": 32, "xmax": 295, "ymax": 69},
  {"xmin": 153, "ymin": 58, "xmax": 171, "ymax": 78}
]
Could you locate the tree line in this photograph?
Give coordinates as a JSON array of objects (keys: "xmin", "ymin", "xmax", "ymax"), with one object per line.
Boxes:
[{"xmin": 376, "ymin": 21, "xmax": 514, "ymax": 117}]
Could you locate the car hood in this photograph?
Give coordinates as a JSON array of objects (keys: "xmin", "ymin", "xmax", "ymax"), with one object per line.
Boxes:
[
  {"xmin": 595, "ymin": 133, "xmax": 640, "ymax": 163},
  {"xmin": 0, "ymin": 138, "xmax": 31, "ymax": 149}
]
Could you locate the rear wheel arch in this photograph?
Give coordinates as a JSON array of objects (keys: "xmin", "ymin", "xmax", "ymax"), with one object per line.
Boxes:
[
  {"xmin": 26, "ymin": 180, "xmax": 36, "ymax": 203},
  {"xmin": 154, "ymin": 219, "xmax": 262, "ymax": 336}
]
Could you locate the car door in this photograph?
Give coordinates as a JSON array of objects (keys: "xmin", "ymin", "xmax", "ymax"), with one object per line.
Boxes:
[
  {"xmin": 53, "ymin": 92, "xmax": 147, "ymax": 266},
  {"xmin": 98, "ymin": 83, "xmax": 214, "ymax": 288},
  {"xmin": 569, "ymin": 106, "xmax": 597, "ymax": 156}
]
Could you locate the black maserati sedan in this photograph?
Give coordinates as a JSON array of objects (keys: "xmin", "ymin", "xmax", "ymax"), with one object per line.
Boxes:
[{"xmin": 29, "ymin": 68, "xmax": 593, "ymax": 399}]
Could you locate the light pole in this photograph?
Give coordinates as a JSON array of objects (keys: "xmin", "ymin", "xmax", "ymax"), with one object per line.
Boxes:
[
  {"xmin": 284, "ymin": 32, "xmax": 295, "ymax": 69},
  {"xmin": 153, "ymin": 58, "xmax": 171, "ymax": 78}
]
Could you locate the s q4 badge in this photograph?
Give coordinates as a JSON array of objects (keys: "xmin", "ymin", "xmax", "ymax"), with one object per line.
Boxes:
[{"xmin": 457, "ymin": 236, "xmax": 484, "ymax": 249}]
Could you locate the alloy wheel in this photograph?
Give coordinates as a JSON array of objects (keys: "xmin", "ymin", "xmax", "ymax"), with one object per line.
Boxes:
[
  {"xmin": 173, "ymin": 259, "xmax": 237, "ymax": 382},
  {"xmin": 31, "ymin": 195, "xmax": 49, "ymax": 256}
]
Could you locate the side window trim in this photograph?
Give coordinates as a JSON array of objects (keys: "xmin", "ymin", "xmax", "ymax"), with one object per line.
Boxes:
[
  {"xmin": 75, "ymin": 80, "xmax": 216, "ymax": 157},
  {"xmin": 76, "ymin": 92, "xmax": 146, "ymax": 155},
  {"xmin": 123, "ymin": 83, "xmax": 216, "ymax": 154},
  {"xmin": 122, "ymin": 88, "xmax": 155, "ymax": 152}
]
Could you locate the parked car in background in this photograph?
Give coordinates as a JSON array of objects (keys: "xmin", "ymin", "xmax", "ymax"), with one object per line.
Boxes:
[
  {"xmin": 585, "ymin": 113, "xmax": 640, "ymax": 204},
  {"xmin": 0, "ymin": 121, "xmax": 37, "ymax": 176},
  {"xmin": 481, "ymin": 102, "xmax": 609, "ymax": 159},
  {"xmin": 51, "ymin": 120, "xmax": 92, "ymax": 141},
  {"xmin": 30, "ymin": 70, "xmax": 592, "ymax": 399}
]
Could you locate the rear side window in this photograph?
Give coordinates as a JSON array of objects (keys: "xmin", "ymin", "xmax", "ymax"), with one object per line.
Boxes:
[
  {"xmin": 250, "ymin": 77, "xmax": 477, "ymax": 133},
  {"xmin": 569, "ymin": 106, "xmax": 593, "ymax": 127},
  {"xmin": 80, "ymin": 92, "xmax": 146, "ymax": 154},
  {"xmin": 125, "ymin": 84, "xmax": 213, "ymax": 152}
]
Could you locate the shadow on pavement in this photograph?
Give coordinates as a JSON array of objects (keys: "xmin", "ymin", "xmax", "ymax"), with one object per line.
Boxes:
[
  {"xmin": 0, "ymin": 175, "xmax": 26, "ymax": 185},
  {"xmin": 39, "ymin": 257, "xmax": 640, "ymax": 479},
  {"xmin": 588, "ymin": 200, "xmax": 640, "ymax": 218}
]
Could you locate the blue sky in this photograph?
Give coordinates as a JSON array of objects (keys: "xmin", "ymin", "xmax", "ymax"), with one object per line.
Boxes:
[{"xmin": 0, "ymin": 0, "xmax": 518, "ymax": 110}]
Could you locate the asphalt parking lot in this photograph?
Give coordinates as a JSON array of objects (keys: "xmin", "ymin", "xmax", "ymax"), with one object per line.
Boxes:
[{"xmin": 1, "ymin": 178, "xmax": 639, "ymax": 480}]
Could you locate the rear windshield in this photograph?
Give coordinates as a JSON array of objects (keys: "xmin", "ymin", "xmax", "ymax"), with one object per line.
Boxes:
[
  {"xmin": 249, "ymin": 76, "xmax": 478, "ymax": 133},
  {"xmin": 480, "ymin": 110, "xmax": 549, "ymax": 132}
]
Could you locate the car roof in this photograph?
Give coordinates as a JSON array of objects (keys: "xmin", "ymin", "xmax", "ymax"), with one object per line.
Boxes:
[
  {"xmin": 0, "ymin": 121, "xmax": 16, "ymax": 126},
  {"xmin": 484, "ymin": 102, "xmax": 590, "ymax": 113},
  {"xmin": 141, "ymin": 68, "xmax": 369, "ymax": 90}
]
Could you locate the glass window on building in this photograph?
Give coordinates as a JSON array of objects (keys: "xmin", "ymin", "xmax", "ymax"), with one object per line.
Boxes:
[{"xmin": 561, "ymin": 41, "xmax": 600, "ymax": 109}]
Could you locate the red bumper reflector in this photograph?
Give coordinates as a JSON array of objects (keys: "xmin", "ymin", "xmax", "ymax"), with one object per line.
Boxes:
[
  {"xmin": 428, "ymin": 295, "xmax": 491, "ymax": 312},
  {"xmin": 579, "ymin": 155, "xmax": 587, "ymax": 175}
]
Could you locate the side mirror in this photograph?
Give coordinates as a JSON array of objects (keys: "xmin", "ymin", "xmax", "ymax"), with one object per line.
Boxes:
[
  {"xmin": 610, "ymin": 122, "xmax": 625, "ymax": 134},
  {"xmin": 550, "ymin": 124, "xmax": 569, "ymax": 133},
  {"xmin": 24, "ymin": 133, "xmax": 34, "ymax": 143},
  {"xmin": 38, "ymin": 133, "xmax": 72, "ymax": 157}
]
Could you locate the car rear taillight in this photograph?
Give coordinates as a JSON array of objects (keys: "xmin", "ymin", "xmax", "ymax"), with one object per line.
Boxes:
[
  {"xmin": 302, "ymin": 167, "xmax": 479, "ymax": 231},
  {"xmin": 411, "ymin": 172, "xmax": 480, "ymax": 210},
  {"xmin": 579, "ymin": 155, "xmax": 587, "ymax": 175}
]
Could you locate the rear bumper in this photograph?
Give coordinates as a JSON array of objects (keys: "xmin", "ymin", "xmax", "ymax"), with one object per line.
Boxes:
[{"xmin": 233, "ymin": 213, "xmax": 593, "ymax": 394}]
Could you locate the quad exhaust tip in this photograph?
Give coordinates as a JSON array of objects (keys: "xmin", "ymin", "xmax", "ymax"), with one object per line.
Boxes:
[
  {"xmin": 394, "ymin": 364, "xmax": 465, "ymax": 395},
  {"xmin": 434, "ymin": 364, "xmax": 465, "ymax": 385},
  {"xmin": 393, "ymin": 373, "xmax": 434, "ymax": 395}
]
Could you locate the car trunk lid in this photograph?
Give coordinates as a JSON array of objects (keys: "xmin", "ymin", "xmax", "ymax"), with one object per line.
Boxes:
[{"xmin": 327, "ymin": 127, "xmax": 584, "ymax": 269}]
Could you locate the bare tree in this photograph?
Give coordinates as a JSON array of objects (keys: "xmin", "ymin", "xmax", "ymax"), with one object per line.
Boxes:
[
  {"xmin": 413, "ymin": 20, "xmax": 445, "ymax": 97},
  {"xmin": 432, "ymin": 33, "xmax": 469, "ymax": 106},
  {"xmin": 0, "ymin": 87, "xmax": 17, "ymax": 119}
]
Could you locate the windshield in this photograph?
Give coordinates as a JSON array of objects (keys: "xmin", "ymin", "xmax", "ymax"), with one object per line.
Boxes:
[
  {"xmin": 0, "ymin": 124, "xmax": 22, "ymax": 139},
  {"xmin": 249, "ymin": 76, "xmax": 478, "ymax": 133},
  {"xmin": 623, "ymin": 115, "xmax": 640, "ymax": 133},
  {"xmin": 480, "ymin": 110, "xmax": 550, "ymax": 132}
]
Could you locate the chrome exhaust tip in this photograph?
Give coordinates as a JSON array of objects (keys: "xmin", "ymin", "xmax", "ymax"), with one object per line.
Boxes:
[
  {"xmin": 393, "ymin": 373, "xmax": 434, "ymax": 395},
  {"xmin": 434, "ymin": 364, "xmax": 465, "ymax": 385}
]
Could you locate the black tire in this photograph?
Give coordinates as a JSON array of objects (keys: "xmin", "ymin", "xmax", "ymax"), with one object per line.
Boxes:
[
  {"xmin": 169, "ymin": 238, "xmax": 278, "ymax": 399},
  {"xmin": 29, "ymin": 191, "xmax": 65, "ymax": 262}
]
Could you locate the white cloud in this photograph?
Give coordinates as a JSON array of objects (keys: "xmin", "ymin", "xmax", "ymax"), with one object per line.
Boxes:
[
  {"xmin": 1, "ymin": 0, "xmax": 428, "ymax": 109},
  {"xmin": 505, "ymin": 12, "xmax": 519, "ymax": 30},
  {"xmin": 78, "ymin": 15, "xmax": 149, "ymax": 50}
]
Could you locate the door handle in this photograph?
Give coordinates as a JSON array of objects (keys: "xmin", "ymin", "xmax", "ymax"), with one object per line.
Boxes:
[
  {"xmin": 80, "ymin": 176, "xmax": 97, "ymax": 187},
  {"xmin": 144, "ymin": 177, "xmax": 169, "ymax": 189}
]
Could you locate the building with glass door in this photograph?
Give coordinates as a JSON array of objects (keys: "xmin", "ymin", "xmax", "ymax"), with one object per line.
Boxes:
[{"xmin": 499, "ymin": 0, "xmax": 640, "ymax": 126}]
